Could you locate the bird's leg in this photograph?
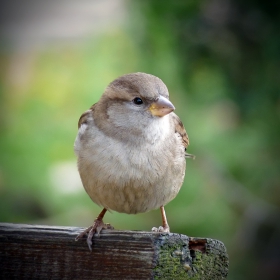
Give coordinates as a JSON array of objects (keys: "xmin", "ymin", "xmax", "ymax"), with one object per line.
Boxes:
[
  {"xmin": 152, "ymin": 206, "xmax": 170, "ymax": 233},
  {"xmin": 75, "ymin": 208, "xmax": 114, "ymax": 251},
  {"xmin": 160, "ymin": 205, "xmax": 170, "ymax": 232}
]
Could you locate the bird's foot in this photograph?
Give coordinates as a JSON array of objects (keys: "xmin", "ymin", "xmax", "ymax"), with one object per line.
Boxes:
[
  {"xmin": 151, "ymin": 225, "xmax": 170, "ymax": 233},
  {"xmin": 75, "ymin": 219, "xmax": 114, "ymax": 251}
]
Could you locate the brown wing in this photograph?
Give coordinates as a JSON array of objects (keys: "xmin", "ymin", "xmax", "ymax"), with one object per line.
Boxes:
[
  {"xmin": 78, "ymin": 104, "xmax": 96, "ymax": 129},
  {"xmin": 172, "ymin": 113, "xmax": 189, "ymax": 148},
  {"xmin": 171, "ymin": 113, "xmax": 195, "ymax": 159}
]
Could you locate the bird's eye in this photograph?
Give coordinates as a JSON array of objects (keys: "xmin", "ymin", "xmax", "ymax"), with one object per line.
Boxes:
[{"xmin": 133, "ymin": 97, "xmax": 143, "ymax": 105}]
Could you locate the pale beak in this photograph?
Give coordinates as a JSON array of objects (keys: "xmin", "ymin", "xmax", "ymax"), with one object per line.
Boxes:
[{"xmin": 149, "ymin": 95, "xmax": 175, "ymax": 117}]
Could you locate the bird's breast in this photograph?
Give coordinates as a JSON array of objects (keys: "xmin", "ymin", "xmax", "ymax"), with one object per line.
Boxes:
[{"xmin": 75, "ymin": 120, "xmax": 185, "ymax": 214}]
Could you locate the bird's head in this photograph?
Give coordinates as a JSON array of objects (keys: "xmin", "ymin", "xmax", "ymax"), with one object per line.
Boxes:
[
  {"xmin": 105, "ymin": 72, "xmax": 174, "ymax": 116},
  {"xmin": 94, "ymin": 72, "xmax": 175, "ymax": 139}
]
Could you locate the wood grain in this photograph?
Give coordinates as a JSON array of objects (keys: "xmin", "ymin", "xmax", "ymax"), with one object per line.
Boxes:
[{"xmin": 0, "ymin": 223, "xmax": 229, "ymax": 279}]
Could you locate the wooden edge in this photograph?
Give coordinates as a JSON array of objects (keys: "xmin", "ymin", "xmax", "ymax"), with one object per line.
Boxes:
[{"xmin": 0, "ymin": 223, "xmax": 229, "ymax": 279}]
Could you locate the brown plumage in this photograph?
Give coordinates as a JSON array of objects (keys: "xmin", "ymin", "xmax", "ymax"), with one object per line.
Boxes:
[{"xmin": 74, "ymin": 72, "xmax": 193, "ymax": 250}]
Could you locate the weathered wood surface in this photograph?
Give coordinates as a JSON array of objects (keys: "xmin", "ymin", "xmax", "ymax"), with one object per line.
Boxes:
[{"xmin": 0, "ymin": 223, "xmax": 229, "ymax": 279}]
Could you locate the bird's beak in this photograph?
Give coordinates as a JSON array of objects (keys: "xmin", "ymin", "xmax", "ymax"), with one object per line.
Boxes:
[{"xmin": 149, "ymin": 95, "xmax": 175, "ymax": 117}]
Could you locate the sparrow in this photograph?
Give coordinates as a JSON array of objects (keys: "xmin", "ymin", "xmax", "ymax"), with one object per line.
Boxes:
[{"xmin": 74, "ymin": 72, "xmax": 194, "ymax": 250}]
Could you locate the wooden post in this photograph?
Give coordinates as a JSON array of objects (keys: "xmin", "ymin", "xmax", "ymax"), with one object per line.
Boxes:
[{"xmin": 0, "ymin": 223, "xmax": 229, "ymax": 279}]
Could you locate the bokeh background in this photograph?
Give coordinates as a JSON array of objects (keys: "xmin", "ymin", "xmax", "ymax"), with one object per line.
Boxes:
[{"xmin": 0, "ymin": 0, "xmax": 279, "ymax": 279}]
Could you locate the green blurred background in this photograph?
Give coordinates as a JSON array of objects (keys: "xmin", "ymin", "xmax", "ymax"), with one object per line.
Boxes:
[{"xmin": 0, "ymin": 0, "xmax": 279, "ymax": 279}]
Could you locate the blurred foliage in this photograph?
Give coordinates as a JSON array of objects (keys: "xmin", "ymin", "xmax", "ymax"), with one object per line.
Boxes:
[{"xmin": 0, "ymin": 0, "xmax": 280, "ymax": 279}]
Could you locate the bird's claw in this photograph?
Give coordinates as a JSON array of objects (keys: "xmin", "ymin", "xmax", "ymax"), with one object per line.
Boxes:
[
  {"xmin": 151, "ymin": 225, "xmax": 170, "ymax": 233},
  {"xmin": 87, "ymin": 220, "xmax": 114, "ymax": 251},
  {"xmin": 76, "ymin": 220, "xmax": 114, "ymax": 251}
]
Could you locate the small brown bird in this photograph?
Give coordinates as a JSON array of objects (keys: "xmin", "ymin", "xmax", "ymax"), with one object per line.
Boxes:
[{"xmin": 74, "ymin": 72, "xmax": 193, "ymax": 250}]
